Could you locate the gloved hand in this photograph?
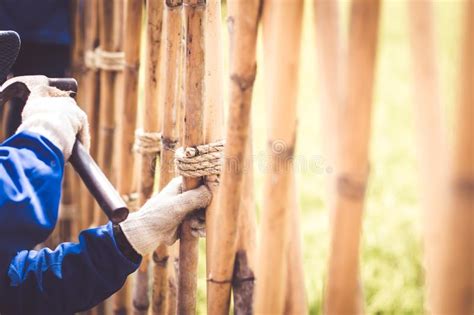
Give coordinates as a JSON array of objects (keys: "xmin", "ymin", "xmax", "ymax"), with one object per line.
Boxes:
[
  {"xmin": 16, "ymin": 85, "xmax": 90, "ymax": 160},
  {"xmin": 119, "ymin": 177, "xmax": 211, "ymax": 256}
]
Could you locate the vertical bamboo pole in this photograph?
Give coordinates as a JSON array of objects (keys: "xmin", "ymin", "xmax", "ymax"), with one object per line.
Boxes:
[
  {"xmin": 207, "ymin": 0, "xmax": 262, "ymax": 313},
  {"xmin": 255, "ymin": 0, "xmax": 303, "ymax": 313},
  {"xmin": 176, "ymin": 1, "xmax": 206, "ymax": 313},
  {"xmin": 81, "ymin": 0, "xmax": 100, "ymax": 230},
  {"xmin": 313, "ymin": 0, "xmax": 342, "ymax": 186},
  {"xmin": 203, "ymin": 0, "xmax": 225, "ymax": 292},
  {"xmin": 232, "ymin": 132, "xmax": 257, "ymax": 315},
  {"xmin": 113, "ymin": 1, "xmax": 143, "ymax": 314},
  {"xmin": 151, "ymin": 3, "xmax": 181, "ymax": 313},
  {"xmin": 324, "ymin": 0, "xmax": 380, "ymax": 314},
  {"xmin": 407, "ymin": 1, "xmax": 447, "ymax": 313},
  {"xmin": 432, "ymin": 2, "xmax": 474, "ymax": 313},
  {"xmin": 134, "ymin": 0, "xmax": 167, "ymax": 314},
  {"xmin": 93, "ymin": 0, "xmax": 123, "ymax": 226}
]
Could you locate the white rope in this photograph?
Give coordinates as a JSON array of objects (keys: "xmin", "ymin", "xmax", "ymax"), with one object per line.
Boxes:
[
  {"xmin": 133, "ymin": 129, "xmax": 162, "ymax": 155},
  {"xmin": 174, "ymin": 140, "xmax": 224, "ymax": 177},
  {"xmin": 84, "ymin": 47, "xmax": 126, "ymax": 71}
]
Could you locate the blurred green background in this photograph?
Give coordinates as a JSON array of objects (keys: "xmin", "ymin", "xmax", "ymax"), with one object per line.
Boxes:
[{"xmin": 192, "ymin": 1, "xmax": 464, "ymax": 314}]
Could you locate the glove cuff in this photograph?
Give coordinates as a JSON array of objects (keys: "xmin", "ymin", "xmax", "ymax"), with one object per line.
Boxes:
[{"xmin": 119, "ymin": 211, "xmax": 163, "ymax": 256}]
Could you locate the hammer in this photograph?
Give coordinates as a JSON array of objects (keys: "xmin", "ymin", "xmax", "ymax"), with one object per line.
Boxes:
[
  {"xmin": 0, "ymin": 31, "xmax": 128, "ymax": 223},
  {"xmin": 0, "ymin": 75, "xmax": 129, "ymax": 224}
]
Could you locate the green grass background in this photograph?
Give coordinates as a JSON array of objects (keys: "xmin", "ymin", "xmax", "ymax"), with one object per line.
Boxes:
[{"xmin": 192, "ymin": 1, "xmax": 464, "ymax": 314}]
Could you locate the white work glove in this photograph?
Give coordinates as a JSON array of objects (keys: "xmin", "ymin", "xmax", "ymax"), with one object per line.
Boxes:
[
  {"xmin": 120, "ymin": 177, "xmax": 211, "ymax": 256},
  {"xmin": 16, "ymin": 85, "xmax": 90, "ymax": 160}
]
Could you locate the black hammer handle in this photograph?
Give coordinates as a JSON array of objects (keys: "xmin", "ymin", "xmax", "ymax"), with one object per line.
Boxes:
[{"xmin": 69, "ymin": 141, "xmax": 129, "ymax": 224}]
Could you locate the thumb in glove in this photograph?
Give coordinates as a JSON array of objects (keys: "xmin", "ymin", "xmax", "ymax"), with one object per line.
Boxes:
[{"xmin": 119, "ymin": 177, "xmax": 212, "ymax": 256}]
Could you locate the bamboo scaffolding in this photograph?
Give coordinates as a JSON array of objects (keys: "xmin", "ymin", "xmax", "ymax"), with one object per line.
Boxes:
[
  {"xmin": 81, "ymin": 0, "xmax": 100, "ymax": 230},
  {"xmin": 255, "ymin": 1, "xmax": 303, "ymax": 313},
  {"xmin": 406, "ymin": 2, "xmax": 447, "ymax": 313},
  {"xmin": 207, "ymin": 0, "xmax": 262, "ymax": 313},
  {"xmin": 92, "ymin": 0, "xmax": 124, "ymax": 226},
  {"xmin": 324, "ymin": 0, "xmax": 380, "ymax": 314},
  {"xmin": 112, "ymin": 1, "xmax": 143, "ymax": 314},
  {"xmin": 177, "ymin": 1, "xmax": 206, "ymax": 313},
  {"xmin": 432, "ymin": 2, "xmax": 474, "ymax": 313},
  {"xmin": 150, "ymin": 3, "xmax": 180, "ymax": 313}
]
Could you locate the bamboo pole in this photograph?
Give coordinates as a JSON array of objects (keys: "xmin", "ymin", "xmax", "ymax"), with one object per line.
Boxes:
[
  {"xmin": 232, "ymin": 133, "xmax": 257, "ymax": 315},
  {"xmin": 324, "ymin": 0, "xmax": 380, "ymax": 314},
  {"xmin": 203, "ymin": 0, "xmax": 224, "ymax": 287},
  {"xmin": 255, "ymin": 1, "xmax": 303, "ymax": 313},
  {"xmin": 112, "ymin": 1, "xmax": 143, "ymax": 314},
  {"xmin": 206, "ymin": 0, "xmax": 262, "ymax": 313},
  {"xmin": 432, "ymin": 2, "xmax": 474, "ymax": 313},
  {"xmin": 176, "ymin": 1, "xmax": 206, "ymax": 313},
  {"xmin": 92, "ymin": 0, "xmax": 124, "ymax": 226},
  {"xmin": 81, "ymin": 0, "xmax": 100, "ymax": 230},
  {"xmin": 151, "ymin": 2, "xmax": 180, "ymax": 312},
  {"xmin": 407, "ymin": 2, "xmax": 447, "ymax": 313},
  {"xmin": 126, "ymin": 0, "xmax": 166, "ymax": 314}
]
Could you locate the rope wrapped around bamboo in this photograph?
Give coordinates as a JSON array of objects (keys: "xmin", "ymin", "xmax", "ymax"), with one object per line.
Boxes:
[
  {"xmin": 122, "ymin": 192, "xmax": 139, "ymax": 211},
  {"xmin": 84, "ymin": 47, "xmax": 126, "ymax": 71},
  {"xmin": 133, "ymin": 128, "xmax": 162, "ymax": 155},
  {"xmin": 175, "ymin": 140, "xmax": 225, "ymax": 177}
]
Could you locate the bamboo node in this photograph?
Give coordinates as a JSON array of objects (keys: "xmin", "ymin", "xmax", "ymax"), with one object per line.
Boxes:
[
  {"xmin": 59, "ymin": 204, "xmax": 76, "ymax": 220},
  {"xmin": 133, "ymin": 129, "xmax": 162, "ymax": 155},
  {"xmin": 122, "ymin": 192, "xmax": 139, "ymax": 211},
  {"xmin": 174, "ymin": 140, "xmax": 224, "ymax": 177},
  {"xmin": 84, "ymin": 47, "xmax": 126, "ymax": 71}
]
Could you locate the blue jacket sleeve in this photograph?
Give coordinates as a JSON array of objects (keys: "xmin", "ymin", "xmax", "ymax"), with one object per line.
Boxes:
[
  {"xmin": 0, "ymin": 131, "xmax": 140, "ymax": 314},
  {"xmin": 1, "ymin": 223, "xmax": 140, "ymax": 314},
  {"xmin": 0, "ymin": 131, "xmax": 64, "ymax": 272}
]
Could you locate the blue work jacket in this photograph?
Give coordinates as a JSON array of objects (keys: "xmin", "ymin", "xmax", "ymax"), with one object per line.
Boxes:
[{"xmin": 0, "ymin": 131, "xmax": 140, "ymax": 314}]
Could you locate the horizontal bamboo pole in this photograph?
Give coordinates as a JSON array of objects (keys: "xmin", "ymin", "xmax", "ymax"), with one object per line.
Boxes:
[
  {"xmin": 324, "ymin": 0, "xmax": 380, "ymax": 314},
  {"xmin": 177, "ymin": 1, "xmax": 206, "ymax": 314},
  {"xmin": 255, "ymin": 0, "xmax": 303, "ymax": 312},
  {"xmin": 206, "ymin": 0, "xmax": 262, "ymax": 313}
]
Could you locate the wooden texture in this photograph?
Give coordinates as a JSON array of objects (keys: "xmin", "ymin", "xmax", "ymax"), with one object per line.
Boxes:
[
  {"xmin": 113, "ymin": 1, "xmax": 143, "ymax": 314},
  {"xmin": 177, "ymin": 0, "xmax": 206, "ymax": 314},
  {"xmin": 93, "ymin": 0, "xmax": 124, "ymax": 226},
  {"xmin": 232, "ymin": 133, "xmax": 257, "ymax": 315},
  {"xmin": 407, "ymin": 1, "xmax": 447, "ymax": 314},
  {"xmin": 203, "ymin": 0, "xmax": 225, "ymax": 295},
  {"xmin": 81, "ymin": 0, "xmax": 100, "ymax": 230},
  {"xmin": 431, "ymin": 2, "xmax": 474, "ymax": 313},
  {"xmin": 256, "ymin": 0, "xmax": 303, "ymax": 313},
  {"xmin": 207, "ymin": 0, "xmax": 261, "ymax": 313},
  {"xmin": 324, "ymin": 0, "xmax": 380, "ymax": 314}
]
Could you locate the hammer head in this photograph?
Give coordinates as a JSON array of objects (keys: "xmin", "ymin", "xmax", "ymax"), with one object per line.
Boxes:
[{"xmin": 0, "ymin": 75, "xmax": 78, "ymax": 107}]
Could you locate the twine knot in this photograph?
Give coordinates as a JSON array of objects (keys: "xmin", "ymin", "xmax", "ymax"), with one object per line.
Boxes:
[{"xmin": 174, "ymin": 140, "xmax": 225, "ymax": 177}]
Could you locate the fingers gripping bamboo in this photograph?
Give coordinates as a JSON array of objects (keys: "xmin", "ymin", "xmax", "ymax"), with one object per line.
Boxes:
[
  {"xmin": 325, "ymin": 1, "xmax": 380, "ymax": 314},
  {"xmin": 255, "ymin": 1, "xmax": 303, "ymax": 313},
  {"xmin": 206, "ymin": 0, "xmax": 262, "ymax": 313},
  {"xmin": 177, "ymin": 1, "xmax": 206, "ymax": 314},
  {"xmin": 407, "ymin": 2, "xmax": 447, "ymax": 313}
]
